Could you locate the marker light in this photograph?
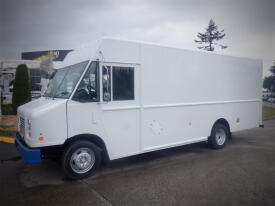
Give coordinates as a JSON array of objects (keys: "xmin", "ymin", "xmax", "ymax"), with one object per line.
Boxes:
[{"xmin": 38, "ymin": 136, "xmax": 44, "ymax": 141}]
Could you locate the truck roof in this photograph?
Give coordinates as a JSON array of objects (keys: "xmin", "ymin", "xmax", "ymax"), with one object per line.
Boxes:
[{"xmin": 55, "ymin": 38, "xmax": 262, "ymax": 69}]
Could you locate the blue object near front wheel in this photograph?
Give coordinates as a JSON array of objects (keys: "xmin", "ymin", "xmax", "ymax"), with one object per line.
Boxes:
[{"xmin": 15, "ymin": 133, "xmax": 41, "ymax": 163}]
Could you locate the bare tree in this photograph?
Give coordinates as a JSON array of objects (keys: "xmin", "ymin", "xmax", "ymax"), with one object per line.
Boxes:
[{"xmin": 195, "ymin": 19, "xmax": 227, "ymax": 51}]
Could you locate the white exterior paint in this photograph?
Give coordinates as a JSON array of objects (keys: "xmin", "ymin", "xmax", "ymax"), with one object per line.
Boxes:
[
  {"xmin": 18, "ymin": 98, "xmax": 67, "ymax": 147},
  {"xmin": 18, "ymin": 38, "xmax": 262, "ymax": 160}
]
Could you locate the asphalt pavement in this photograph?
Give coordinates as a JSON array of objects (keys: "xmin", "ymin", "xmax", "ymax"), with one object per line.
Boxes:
[{"xmin": 1, "ymin": 119, "xmax": 275, "ymax": 206}]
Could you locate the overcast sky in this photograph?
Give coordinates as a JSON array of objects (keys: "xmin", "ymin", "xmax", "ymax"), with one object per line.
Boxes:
[{"xmin": 0, "ymin": 0, "xmax": 274, "ymax": 76}]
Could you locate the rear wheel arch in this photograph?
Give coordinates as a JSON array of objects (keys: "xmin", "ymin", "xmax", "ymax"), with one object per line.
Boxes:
[
  {"xmin": 212, "ymin": 118, "xmax": 231, "ymax": 137},
  {"xmin": 208, "ymin": 119, "xmax": 231, "ymax": 149},
  {"xmin": 64, "ymin": 134, "xmax": 110, "ymax": 161}
]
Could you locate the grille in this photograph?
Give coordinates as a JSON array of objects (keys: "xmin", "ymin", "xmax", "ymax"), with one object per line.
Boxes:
[{"xmin": 19, "ymin": 117, "xmax": 25, "ymax": 137}]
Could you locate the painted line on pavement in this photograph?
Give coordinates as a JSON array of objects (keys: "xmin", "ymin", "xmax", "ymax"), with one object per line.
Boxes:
[{"xmin": 0, "ymin": 136, "xmax": 15, "ymax": 144}]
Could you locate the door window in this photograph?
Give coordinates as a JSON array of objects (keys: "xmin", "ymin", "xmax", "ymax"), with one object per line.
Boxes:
[{"xmin": 72, "ymin": 61, "xmax": 99, "ymax": 102}]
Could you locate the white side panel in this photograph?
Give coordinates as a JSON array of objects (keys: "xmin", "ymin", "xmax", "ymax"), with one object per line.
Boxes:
[
  {"xmin": 142, "ymin": 101, "xmax": 261, "ymax": 151},
  {"xmin": 139, "ymin": 43, "xmax": 262, "ymax": 151},
  {"xmin": 140, "ymin": 44, "xmax": 262, "ymax": 104},
  {"xmin": 100, "ymin": 109, "xmax": 140, "ymax": 159}
]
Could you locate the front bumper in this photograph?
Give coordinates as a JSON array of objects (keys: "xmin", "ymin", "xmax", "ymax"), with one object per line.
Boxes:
[{"xmin": 15, "ymin": 133, "xmax": 41, "ymax": 163}]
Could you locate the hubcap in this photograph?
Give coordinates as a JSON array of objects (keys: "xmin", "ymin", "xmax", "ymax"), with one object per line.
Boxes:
[
  {"xmin": 70, "ymin": 148, "xmax": 95, "ymax": 174},
  {"xmin": 215, "ymin": 128, "xmax": 226, "ymax": 146}
]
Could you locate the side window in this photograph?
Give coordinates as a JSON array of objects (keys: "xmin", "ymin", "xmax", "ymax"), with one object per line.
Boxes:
[
  {"xmin": 72, "ymin": 61, "xmax": 99, "ymax": 102},
  {"xmin": 112, "ymin": 66, "xmax": 134, "ymax": 101}
]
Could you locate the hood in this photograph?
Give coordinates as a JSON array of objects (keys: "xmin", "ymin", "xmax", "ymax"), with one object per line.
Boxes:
[{"xmin": 18, "ymin": 97, "xmax": 68, "ymax": 119}]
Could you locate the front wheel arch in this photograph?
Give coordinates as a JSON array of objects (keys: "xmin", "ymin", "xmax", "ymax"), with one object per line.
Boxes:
[
  {"xmin": 64, "ymin": 134, "xmax": 110, "ymax": 162},
  {"xmin": 62, "ymin": 140, "xmax": 101, "ymax": 179}
]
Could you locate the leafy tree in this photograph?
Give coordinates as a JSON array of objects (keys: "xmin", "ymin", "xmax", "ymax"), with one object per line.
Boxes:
[
  {"xmin": 195, "ymin": 19, "xmax": 227, "ymax": 51},
  {"xmin": 12, "ymin": 64, "xmax": 32, "ymax": 114},
  {"xmin": 263, "ymin": 65, "xmax": 275, "ymax": 92}
]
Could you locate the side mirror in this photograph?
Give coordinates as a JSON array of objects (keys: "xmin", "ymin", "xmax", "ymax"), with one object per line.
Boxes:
[
  {"xmin": 103, "ymin": 92, "xmax": 111, "ymax": 101},
  {"xmin": 103, "ymin": 74, "xmax": 109, "ymax": 81}
]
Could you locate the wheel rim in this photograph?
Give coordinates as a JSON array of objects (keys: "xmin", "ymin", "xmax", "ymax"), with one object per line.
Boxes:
[
  {"xmin": 70, "ymin": 148, "xmax": 95, "ymax": 174},
  {"xmin": 215, "ymin": 128, "xmax": 226, "ymax": 146}
]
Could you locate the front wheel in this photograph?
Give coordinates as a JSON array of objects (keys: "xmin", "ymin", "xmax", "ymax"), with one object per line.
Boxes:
[
  {"xmin": 62, "ymin": 140, "xmax": 101, "ymax": 179},
  {"xmin": 208, "ymin": 123, "xmax": 229, "ymax": 149}
]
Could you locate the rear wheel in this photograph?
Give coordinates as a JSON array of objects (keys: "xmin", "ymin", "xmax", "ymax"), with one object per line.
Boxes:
[
  {"xmin": 62, "ymin": 140, "xmax": 101, "ymax": 179},
  {"xmin": 208, "ymin": 123, "xmax": 229, "ymax": 149}
]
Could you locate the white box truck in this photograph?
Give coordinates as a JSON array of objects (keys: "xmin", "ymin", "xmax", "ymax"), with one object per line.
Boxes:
[{"xmin": 15, "ymin": 38, "xmax": 263, "ymax": 179}]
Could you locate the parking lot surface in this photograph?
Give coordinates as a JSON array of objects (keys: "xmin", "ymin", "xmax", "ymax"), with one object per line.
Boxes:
[{"xmin": 1, "ymin": 119, "xmax": 275, "ymax": 206}]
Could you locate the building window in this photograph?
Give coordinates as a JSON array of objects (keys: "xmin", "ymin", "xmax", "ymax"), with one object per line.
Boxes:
[
  {"xmin": 29, "ymin": 69, "xmax": 41, "ymax": 91},
  {"xmin": 112, "ymin": 66, "xmax": 134, "ymax": 101}
]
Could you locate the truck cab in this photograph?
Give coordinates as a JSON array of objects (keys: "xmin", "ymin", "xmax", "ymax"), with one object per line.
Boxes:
[{"xmin": 16, "ymin": 40, "xmax": 140, "ymax": 179}]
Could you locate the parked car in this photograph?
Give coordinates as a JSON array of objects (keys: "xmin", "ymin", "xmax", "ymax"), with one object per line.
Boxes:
[
  {"xmin": 268, "ymin": 97, "xmax": 275, "ymax": 103},
  {"xmin": 31, "ymin": 91, "xmax": 41, "ymax": 100},
  {"xmin": 263, "ymin": 96, "xmax": 269, "ymax": 101}
]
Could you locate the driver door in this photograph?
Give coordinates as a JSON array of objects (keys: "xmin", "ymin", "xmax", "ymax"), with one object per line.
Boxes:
[{"xmin": 66, "ymin": 61, "xmax": 106, "ymax": 143}]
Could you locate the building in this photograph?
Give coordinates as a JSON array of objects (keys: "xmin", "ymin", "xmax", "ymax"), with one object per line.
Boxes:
[
  {"xmin": 0, "ymin": 59, "xmax": 42, "ymax": 101},
  {"xmin": 0, "ymin": 49, "xmax": 72, "ymax": 103}
]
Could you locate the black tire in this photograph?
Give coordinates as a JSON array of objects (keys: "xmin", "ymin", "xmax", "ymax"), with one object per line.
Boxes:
[
  {"xmin": 62, "ymin": 140, "xmax": 101, "ymax": 179},
  {"xmin": 208, "ymin": 123, "xmax": 229, "ymax": 149}
]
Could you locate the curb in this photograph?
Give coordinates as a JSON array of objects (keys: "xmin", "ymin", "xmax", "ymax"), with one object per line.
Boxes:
[{"xmin": 0, "ymin": 136, "xmax": 15, "ymax": 144}]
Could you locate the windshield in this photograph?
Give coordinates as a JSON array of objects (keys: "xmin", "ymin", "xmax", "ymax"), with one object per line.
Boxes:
[{"xmin": 44, "ymin": 61, "xmax": 89, "ymax": 98}]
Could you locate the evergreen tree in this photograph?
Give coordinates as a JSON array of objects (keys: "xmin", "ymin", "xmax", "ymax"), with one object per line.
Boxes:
[
  {"xmin": 195, "ymin": 19, "xmax": 227, "ymax": 51},
  {"xmin": 12, "ymin": 64, "xmax": 32, "ymax": 114}
]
